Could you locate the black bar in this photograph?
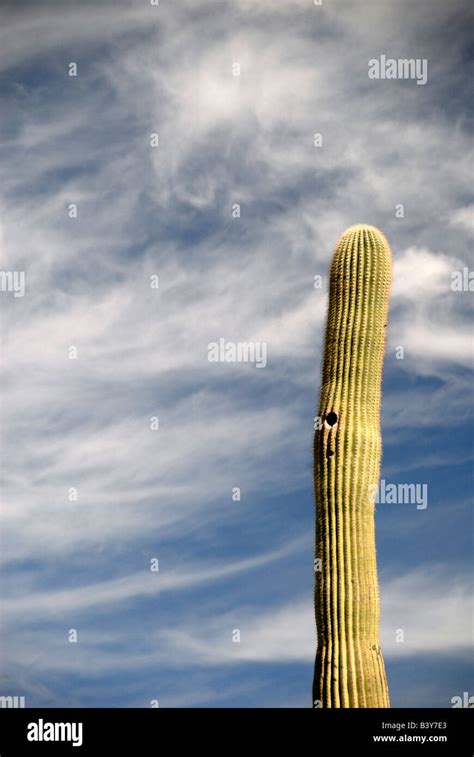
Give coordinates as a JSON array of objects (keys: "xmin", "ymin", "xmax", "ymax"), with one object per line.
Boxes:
[{"xmin": 0, "ymin": 708, "xmax": 471, "ymax": 755}]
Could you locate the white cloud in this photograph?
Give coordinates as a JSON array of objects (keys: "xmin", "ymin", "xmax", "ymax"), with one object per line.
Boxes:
[
  {"xmin": 380, "ymin": 567, "xmax": 473, "ymax": 657},
  {"xmin": 392, "ymin": 246, "xmax": 461, "ymax": 299},
  {"xmin": 450, "ymin": 205, "xmax": 474, "ymax": 235},
  {"xmin": 388, "ymin": 246, "xmax": 473, "ymax": 370}
]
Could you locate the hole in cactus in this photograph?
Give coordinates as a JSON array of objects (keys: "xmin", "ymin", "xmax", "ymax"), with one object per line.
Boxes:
[
  {"xmin": 325, "ymin": 411, "xmax": 338, "ymax": 427},
  {"xmin": 327, "ymin": 449, "xmax": 334, "ymax": 458}
]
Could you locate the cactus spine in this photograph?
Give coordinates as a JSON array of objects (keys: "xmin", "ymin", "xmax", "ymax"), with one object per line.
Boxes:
[{"xmin": 313, "ymin": 224, "xmax": 391, "ymax": 708}]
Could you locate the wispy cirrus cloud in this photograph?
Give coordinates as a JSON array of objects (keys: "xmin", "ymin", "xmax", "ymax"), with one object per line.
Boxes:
[
  {"xmin": 2, "ymin": 564, "xmax": 470, "ymax": 681},
  {"xmin": 0, "ymin": 0, "xmax": 472, "ymax": 707}
]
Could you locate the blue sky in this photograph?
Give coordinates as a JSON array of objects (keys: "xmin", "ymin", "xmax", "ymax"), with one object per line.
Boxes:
[{"xmin": 0, "ymin": 0, "xmax": 472, "ymax": 707}]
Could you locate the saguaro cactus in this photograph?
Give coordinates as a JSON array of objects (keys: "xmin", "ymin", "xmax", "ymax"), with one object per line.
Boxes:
[{"xmin": 313, "ymin": 224, "xmax": 391, "ymax": 708}]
